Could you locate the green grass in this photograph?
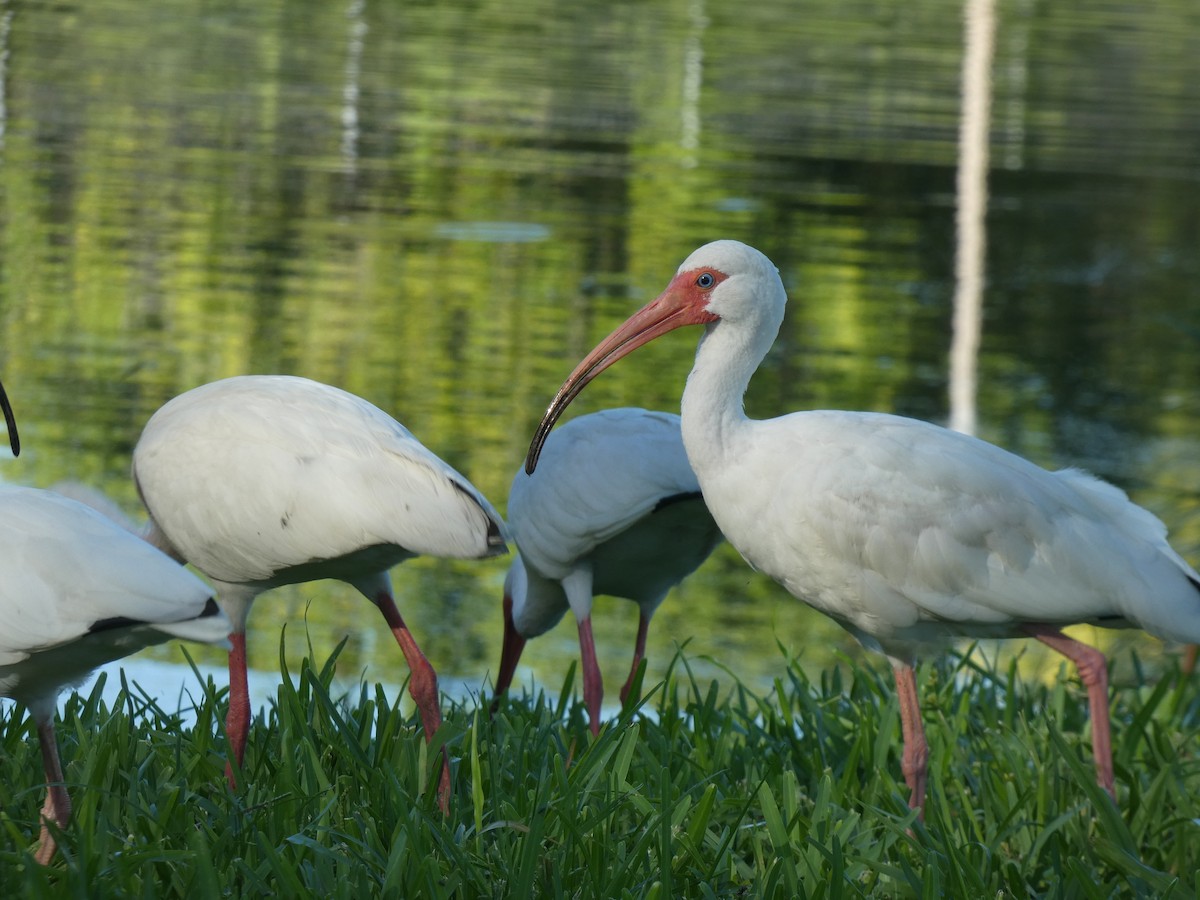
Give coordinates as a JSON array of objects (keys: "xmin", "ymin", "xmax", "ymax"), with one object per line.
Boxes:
[{"xmin": 2, "ymin": 643, "xmax": 1198, "ymax": 898}]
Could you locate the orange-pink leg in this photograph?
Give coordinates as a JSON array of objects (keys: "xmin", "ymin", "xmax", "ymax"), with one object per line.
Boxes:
[
  {"xmin": 577, "ymin": 615, "xmax": 602, "ymax": 737},
  {"xmin": 619, "ymin": 611, "xmax": 651, "ymax": 705},
  {"xmin": 892, "ymin": 664, "xmax": 929, "ymax": 818},
  {"xmin": 375, "ymin": 592, "xmax": 451, "ymax": 815},
  {"xmin": 1023, "ymin": 625, "xmax": 1115, "ymax": 800},
  {"xmin": 35, "ymin": 716, "xmax": 70, "ymax": 865},
  {"xmin": 224, "ymin": 631, "xmax": 250, "ymax": 790}
]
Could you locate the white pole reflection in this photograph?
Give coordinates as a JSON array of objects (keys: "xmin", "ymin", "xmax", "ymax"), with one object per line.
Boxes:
[
  {"xmin": 680, "ymin": 0, "xmax": 706, "ymax": 168},
  {"xmin": 341, "ymin": 0, "xmax": 367, "ymax": 175},
  {"xmin": 949, "ymin": 0, "xmax": 996, "ymax": 437},
  {"xmin": 0, "ymin": 1, "xmax": 13, "ymax": 152}
]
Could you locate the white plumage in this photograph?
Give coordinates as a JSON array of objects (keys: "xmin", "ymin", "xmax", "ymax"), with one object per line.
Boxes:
[
  {"xmin": 1, "ymin": 484, "xmax": 229, "ymax": 865},
  {"xmin": 526, "ymin": 239, "xmax": 1200, "ymax": 814},
  {"xmin": 494, "ymin": 408, "xmax": 722, "ymax": 733},
  {"xmin": 704, "ymin": 410, "xmax": 1198, "ymax": 651},
  {"xmin": 132, "ymin": 374, "xmax": 508, "ymax": 810}
]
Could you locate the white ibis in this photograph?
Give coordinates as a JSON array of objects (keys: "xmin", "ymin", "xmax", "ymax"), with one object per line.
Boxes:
[
  {"xmin": 493, "ymin": 407, "xmax": 722, "ymax": 733},
  {"xmin": 1, "ymin": 484, "xmax": 230, "ymax": 865},
  {"xmin": 526, "ymin": 240, "xmax": 1200, "ymax": 815},
  {"xmin": 132, "ymin": 375, "xmax": 508, "ymax": 811}
]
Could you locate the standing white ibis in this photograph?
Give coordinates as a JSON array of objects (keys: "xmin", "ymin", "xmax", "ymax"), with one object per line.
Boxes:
[
  {"xmin": 492, "ymin": 407, "xmax": 722, "ymax": 734},
  {"xmin": 1, "ymin": 484, "xmax": 230, "ymax": 864},
  {"xmin": 132, "ymin": 375, "xmax": 508, "ymax": 811},
  {"xmin": 525, "ymin": 240, "xmax": 1200, "ymax": 815}
]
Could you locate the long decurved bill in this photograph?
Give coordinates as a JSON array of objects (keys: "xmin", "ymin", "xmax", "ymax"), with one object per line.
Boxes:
[
  {"xmin": 525, "ymin": 271, "xmax": 718, "ymax": 473},
  {"xmin": 1, "ymin": 377, "xmax": 19, "ymax": 457},
  {"xmin": 492, "ymin": 591, "xmax": 527, "ymax": 706}
]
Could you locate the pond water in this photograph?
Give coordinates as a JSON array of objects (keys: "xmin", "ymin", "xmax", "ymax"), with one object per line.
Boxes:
[{"xmin": 2, "ymin": 0, "xmax": 1199, "ymax": 715}]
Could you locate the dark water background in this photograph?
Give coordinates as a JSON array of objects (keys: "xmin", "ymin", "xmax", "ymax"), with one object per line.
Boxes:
[{"xmin": 2, "ymin": 0, "xmax": 1198, "ymax": 709}]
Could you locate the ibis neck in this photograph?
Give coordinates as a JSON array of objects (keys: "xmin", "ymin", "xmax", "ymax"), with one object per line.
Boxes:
[
  {"xmin": 680, "ymin": 317, "xmax": 773, "ymax": 475},
  {"xmin": 512, "ymin": 557, "xmax": 570, "ymax": 638}
]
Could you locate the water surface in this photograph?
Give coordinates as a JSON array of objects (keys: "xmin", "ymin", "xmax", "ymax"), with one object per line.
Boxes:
[{"xmin": 2, "ymin": 0, "xmax": 1198, "ymax": 712}]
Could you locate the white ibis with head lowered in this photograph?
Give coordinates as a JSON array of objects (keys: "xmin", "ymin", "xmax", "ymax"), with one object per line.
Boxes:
[
  {"xmin": 1, "ymin": 480, "xmax": 229, "ymax": 864},
  {"xmin": 493, "ymin": 407, "xmax": 722, "ymax": 733},
  {"xmin": 132, "ymin": 375, "xmax": 508, "ymax": 811},
  {"xmin": 525, "ymin": 240, "xmax": 1200, "ymax": 815}
]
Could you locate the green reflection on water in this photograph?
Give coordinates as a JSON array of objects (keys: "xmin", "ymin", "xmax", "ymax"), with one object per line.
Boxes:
[{"xmin": 2, "ymin": 0, "xmax": 1199, "ymax": 702}]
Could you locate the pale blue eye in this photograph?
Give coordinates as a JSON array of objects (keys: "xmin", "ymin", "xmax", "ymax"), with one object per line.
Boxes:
[{"xmin": 696, "ymin": 272, "xmax": 715, "ymax": 288}]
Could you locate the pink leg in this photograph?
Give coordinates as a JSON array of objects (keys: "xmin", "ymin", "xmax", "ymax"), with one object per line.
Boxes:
[
  {"xmin": 576, "ymin": 615, "xmax": 603, "ymax": 737},
  {"xmin": 375, "ymin": 592, "xmax": 451, "ymax": 816},
  {"xmin": 34, "ymin": 715, "xmax": 70, "ymax": 865},
  {"xmin": 224, "ymin": 631, "xmax": 250, "ymax": 790},
  {"xmin": 619, "ymin": 611, "xmax": 651, "ymax": 705},
  {"xmin": 1023, "ymin": 625, "xmax": 1116, "ymax": 800},
  {"xmin": 892, "ymin": 664, "xmax": 928, "ymax": 818}
]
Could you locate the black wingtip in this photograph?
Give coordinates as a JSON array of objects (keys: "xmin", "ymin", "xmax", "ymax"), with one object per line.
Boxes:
[
  {"xmin": 450, "ymin": 480, "xmax": 511, "ymax": 557},
  {"xmin": 89, "ymin": 597, "xmax": 222, "ymax": 635},
  {"xmin": 487, "ymin": 519, "xmax": 509, "ymax": 556},
  {"xmin": 88, "ymin": 615, "xmax": 140, "ymax": 634},
  {"xmin": 1, "ymin": 377, "xmax": 19, "ymax": 457},
  {"xmin": 653, "ymin": 490, "xmax": 704, "ymax": 513}
]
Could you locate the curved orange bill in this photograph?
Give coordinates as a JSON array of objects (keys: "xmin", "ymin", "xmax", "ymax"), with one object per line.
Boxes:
[
  {"xmin": 525, "ymin": 272, "xmax": 718, "ymax": 473},
  {"xmin": 1, "ymin": 377, "xmax": 18, "ymax": 457}
]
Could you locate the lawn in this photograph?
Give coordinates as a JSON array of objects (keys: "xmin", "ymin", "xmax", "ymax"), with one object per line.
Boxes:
[{"xmin": 2, "ymin": 643, "xmax": 1198, "ymax": 898}]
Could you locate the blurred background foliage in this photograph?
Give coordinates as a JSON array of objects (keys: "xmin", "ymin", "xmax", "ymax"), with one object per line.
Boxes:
[{"xmin": 1, "ymin": 0, "xmax": 1198, "ymax": 703}]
